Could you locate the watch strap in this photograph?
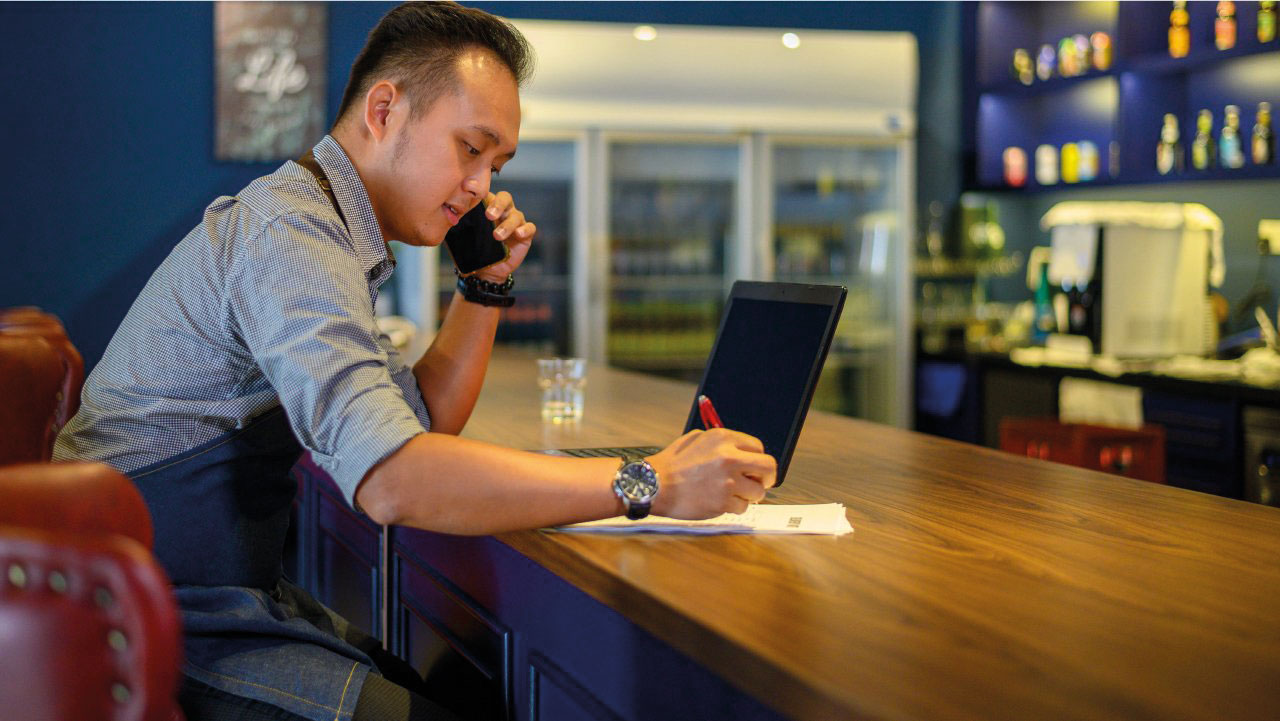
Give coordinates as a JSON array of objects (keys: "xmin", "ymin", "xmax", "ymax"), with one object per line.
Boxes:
[{"xmin": 456, "ymin": 273, "xmax": 515, "ymax": 307}]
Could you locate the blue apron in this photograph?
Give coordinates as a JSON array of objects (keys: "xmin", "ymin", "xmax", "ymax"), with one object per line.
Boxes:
[{"xmin": 131, "ymin": 405, "xmax": 373, "ymax": 720}]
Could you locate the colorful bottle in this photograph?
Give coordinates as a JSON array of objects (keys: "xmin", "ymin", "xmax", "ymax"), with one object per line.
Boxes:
[
  {"xmin": 1078, "ymin": 141, "xmax": 1099, "ymax": 181},
  {"xmin": 1255, "ymin": 102, "xmax": 1275, "ymax": 165},
  {"xmin": 1260, "ymin": 1, "xmax": 1277, "ymax": 43},
  {"xmin": 1003, "ymin": 146, "xmax": 1028, "ymax": 187},
  {"xmin": 1216, "ymin": 1, "xmax": 1237, "ymax": 50},
  {"xmin": 1058, "ymin": 37, "xmax": 1080, "ymax": 77},
  {"xmin": 1061, "ymin": 142, "xmax": 1080, "ymax": 183},
  {"xmin": 1090, "ymin": 32, "xmax": 1113, "ymax": 71},
  {"xmin": 1036, "ymin": 144, "xmax": 1059, "ymax": 185},
  {"xmin": 1073, "ymin": 34, "xmax": 1092, "ymax": 73},
  {"xmin": 1033, "ymin": 263, "xmax": 1057, "ymax": 344},
  {"xmin": 1170, "ymin": 1, "xmax": 1191, "ymax": 58},
  {"xmin": 1191, "ymin": 109, "xmax": 1216, "ymax": 170},
  {"xmin": 1220, "ymin": 105, "xmax": 1245, "ymax": 168},
  {"xmin": 1157, "ymin": 113, "xmax": 1182, "ymax": 174},
  {"xmin": 1013, "ymin": 48, "xmax": 1034, "ymax": 85},
  {"xmin": 1036, "ymin": 44, "xmax": 1056, "ymax": 81}
]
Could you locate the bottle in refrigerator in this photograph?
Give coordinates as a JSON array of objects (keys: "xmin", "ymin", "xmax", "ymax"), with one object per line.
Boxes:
[
  {"xmin": 1157, "ymin": 113, "xmax": 1183, "ymax": 174},
  {"xmin": 1255, "ymin": 102, "xmax": 1275, "ymax": 165},
  {"xmin": 1261, "ymin": 1, "xmax": 1277, "ymax": 43},
  {"xmin": 1220, "ymin": 105, "xmax": 1245, "ymax": 168},
  {"xmin": 1191, "ymin": 109, "xmax": 1216, "ymax": 170}
]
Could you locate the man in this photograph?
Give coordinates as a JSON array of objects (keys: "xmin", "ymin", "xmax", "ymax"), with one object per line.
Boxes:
[{"xmin": 55, "ymin": 3, "xmax": 776, "ymax": 720}]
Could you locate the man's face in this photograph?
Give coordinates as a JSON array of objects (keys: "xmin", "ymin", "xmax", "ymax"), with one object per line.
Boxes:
[{"xmin": 378, "ymin": 49, "xmax": 520, "ymax": 246}]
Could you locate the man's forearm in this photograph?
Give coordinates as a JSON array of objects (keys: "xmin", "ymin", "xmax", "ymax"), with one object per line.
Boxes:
[
  {"xmin": 356, "ymin": 432, "xmax": 626, "ymax": 534},
  {"xmin": 412, "ymin": 290, "xmax": 501, "ymax": 434}
]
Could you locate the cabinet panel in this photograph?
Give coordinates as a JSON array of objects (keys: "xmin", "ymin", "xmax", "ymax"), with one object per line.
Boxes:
[
  {"xmin": 528, "ymin": 652, "xmax": 621, "ymax": 721},
  {"xmin": 1142, "ymin": 390, "xmax": 1241, "ymax": 497},
  {"xmin": 982, "ymin": 367, "xmax": 1059, "ymax": 447},
  {"xmin": 392, "ymin": 549, "xmax": 512, "ymax": 721},
  {"xmin": 313, "ymin": 483, "xmax": 381, "ymax": 638}
]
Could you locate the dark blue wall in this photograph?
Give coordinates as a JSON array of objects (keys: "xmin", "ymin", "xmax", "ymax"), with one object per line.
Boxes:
[{"xmin": 0, "ymin": 1, "xmax": 959, "ymax": 368}]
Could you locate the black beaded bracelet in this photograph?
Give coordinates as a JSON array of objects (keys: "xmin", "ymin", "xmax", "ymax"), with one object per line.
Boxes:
[{"xmin": 456, "ymin": 272, "xmax": 515, "ymax": 307}]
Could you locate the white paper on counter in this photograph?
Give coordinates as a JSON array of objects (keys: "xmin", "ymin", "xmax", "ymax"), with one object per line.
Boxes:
[{"xmin": 554, "ymin": 503, "xmax": 854, "ymax": 536}]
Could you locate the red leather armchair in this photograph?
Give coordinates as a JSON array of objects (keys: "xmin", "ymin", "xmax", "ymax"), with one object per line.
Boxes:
[
  {"xmin": 0, "ymin": 309, "xmax": 185, "ymax": 721},
  {"xmin": 0, "ymin": 307, "xmax": 84, "ymax": 464}
]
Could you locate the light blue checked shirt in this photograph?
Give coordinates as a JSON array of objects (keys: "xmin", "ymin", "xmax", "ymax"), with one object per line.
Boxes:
[{"xmin": 54, "ymin": 135, "xmax": 431, "ymax": 506}]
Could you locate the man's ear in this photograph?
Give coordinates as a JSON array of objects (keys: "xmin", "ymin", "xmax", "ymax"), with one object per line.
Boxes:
[{"xmin": 363, "ymin": 80, "xmax": 400, "ymax": 144}]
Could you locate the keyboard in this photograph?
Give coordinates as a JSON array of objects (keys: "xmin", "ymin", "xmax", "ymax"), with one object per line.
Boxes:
[{"xmin": 555, "ymin": 446, "xmax": 662, "ymax": 459}]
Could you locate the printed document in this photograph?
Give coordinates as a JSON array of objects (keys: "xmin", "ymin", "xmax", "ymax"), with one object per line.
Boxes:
[{"xmin": 556, "ymin": 503, "xmax": 853, "ymax": 536}]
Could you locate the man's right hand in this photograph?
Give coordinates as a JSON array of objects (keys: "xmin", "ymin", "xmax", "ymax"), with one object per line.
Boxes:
[{"xmin": 645, "ymin": 429, "xmax": 778, "ymax": 519}]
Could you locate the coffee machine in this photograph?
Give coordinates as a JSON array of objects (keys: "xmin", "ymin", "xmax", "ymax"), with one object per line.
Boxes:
[{"xmin": 1042, "ymin": 202, "xmax": 1223, "ymax": 358}]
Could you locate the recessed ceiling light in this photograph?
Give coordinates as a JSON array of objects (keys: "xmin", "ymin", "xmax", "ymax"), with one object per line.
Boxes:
[
  {"xmin": 782, "ymin": 32, "xmax": 801, "ymax": 49},
  {"xmin": 633, "ymin": 25, "xmax": 657, "ymax": 42}
]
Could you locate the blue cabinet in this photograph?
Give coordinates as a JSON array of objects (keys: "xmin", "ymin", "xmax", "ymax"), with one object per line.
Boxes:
[
  {"xmin": 294, "ymin": 456, "xmax": 384, "ymax": 640},
  {"xmin": 291, "ymin": 466, "xmax": 784, "ymax": 720},
  {"xmin": 1142, "ymin": 390, "xmax": 1242, "ymax": 497}
]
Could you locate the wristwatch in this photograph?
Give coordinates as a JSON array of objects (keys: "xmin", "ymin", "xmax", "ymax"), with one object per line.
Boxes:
[{"xmin": 612, "ymin": 455, "xmax": 660, "ymax": 520}]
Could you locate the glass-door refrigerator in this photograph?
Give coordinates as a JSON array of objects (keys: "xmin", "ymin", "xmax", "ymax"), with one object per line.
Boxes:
[
  {"xmin": 605, "ymin": 139, "xmax": 740, "ymax": 383},
  {"xmin": 769, "ymin": 140, "xmax": 912, "ymax": 427}
]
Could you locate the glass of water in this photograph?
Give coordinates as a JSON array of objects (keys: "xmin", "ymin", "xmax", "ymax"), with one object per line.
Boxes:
[{"xmin": 537, "ymin": 357, "xmax": 587, "ymax": 423}]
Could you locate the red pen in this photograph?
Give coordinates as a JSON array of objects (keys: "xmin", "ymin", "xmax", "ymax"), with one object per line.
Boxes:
[{"xmin": 697, "ymin": 394, "xmax": 724, "ymax": 429}]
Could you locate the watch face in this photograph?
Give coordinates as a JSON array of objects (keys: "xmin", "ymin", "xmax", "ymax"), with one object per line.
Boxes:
[{"xmin": 618, "ymin": 461, "xmax": 658, "ymax": 502}]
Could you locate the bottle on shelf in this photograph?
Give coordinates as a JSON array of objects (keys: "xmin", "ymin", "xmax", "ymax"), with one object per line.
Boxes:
[
  {"xmin": 1255, "ymin": 102, "xmax": 1275, "ymax": 166},
  {"xmin": 1061, "ymin": 142, "xmax": 1080, "ymax": 184},
  {"xmin": 1012, "ymin": 48, "xmax": 1034, "ymax": 86},
  {"xmin": 1221, "ymin": 105, "xmax": 1245, "ymax": 169},
  {"xmin": 1003, "ymin": 147, "xmax": 1028, "ymax": 188},
  {"xmin": 1058, "ymin": 37, "xmax": 1078, "ymax": 77},
  {"xmin": 1170, "ymin": 1, "xmax": 1191, "ymax": 58},
  {"xmin": 1073, "ymin": 35, "xmax": 1092, "ymax": 73},
  {"xmin": 1036, "ymin": 144, "xmax": 1059, "ymax": 185},
  {"xmin": 1036, "ymin": 44, "xmax": 1056, "ymax": 81},
  {"xmin": 1078, "ymin": 141, "xmax": 1099, "ymax": 182},
  {"xmin": 1157, "ymin": 113, "xmax": 1183, "ymax": 175},
  {"xmin": 1090, "ymin": 32, "xmax": 1112, "ymax": 72},
  {"xmin": 1215, "ymin": 1, "xmax": 1238, "ymax": 51},
  {"xmin": 1191, "ymin": 109, "xmax": 1217, "ymax": 170},
  {"xmin": 924, "ymin": 200, "xmax": 946, "ymax": 258},
  {"xmin": 1261, "ymin": 1, "xmax": 1277, "ymax": 43},
  {"xmin": 1032, "ymin": 263, "xmax": 1056, "ymax": 344}
]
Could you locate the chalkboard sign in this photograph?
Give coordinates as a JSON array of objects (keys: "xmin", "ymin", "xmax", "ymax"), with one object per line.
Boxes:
[{"xmin": 215, "ymin": 2, "xmax": 326, "ymax": 162}]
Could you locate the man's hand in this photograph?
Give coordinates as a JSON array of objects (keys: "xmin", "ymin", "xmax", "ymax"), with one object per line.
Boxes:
[
  {"xmin": 645, "ymin": 428, "xmax": 778, "ymax": 519},
  {"xmin": 475, "ymin": 190, "xmax": 536, "ymax": 283}
]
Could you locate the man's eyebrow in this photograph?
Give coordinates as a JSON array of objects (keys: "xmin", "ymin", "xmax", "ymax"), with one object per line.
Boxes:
[{"xmin": 471, "ymin": 125, "xmax": 516, "ymax": 160}]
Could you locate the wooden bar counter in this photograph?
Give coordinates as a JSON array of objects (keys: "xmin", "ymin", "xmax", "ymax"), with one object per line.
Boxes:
[{"xmin": 370, "ymin": 350, "xmax": 1280, "ymax": 721}]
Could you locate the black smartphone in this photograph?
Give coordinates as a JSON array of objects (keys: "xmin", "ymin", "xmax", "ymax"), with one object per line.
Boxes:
[{"xmin": 444, "ymin": 203, "xmax": 509, "ymax": 277}]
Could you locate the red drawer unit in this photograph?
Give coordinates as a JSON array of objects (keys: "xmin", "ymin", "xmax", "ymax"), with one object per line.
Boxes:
[{"xmin": 999, "ymin": 418, "xmax": 1166, "ymax": 484}]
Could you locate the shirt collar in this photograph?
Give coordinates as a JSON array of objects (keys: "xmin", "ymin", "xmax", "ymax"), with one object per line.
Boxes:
[{"xmin": 311, "ymin": 135, "xmax": 392, "ymax": 279}]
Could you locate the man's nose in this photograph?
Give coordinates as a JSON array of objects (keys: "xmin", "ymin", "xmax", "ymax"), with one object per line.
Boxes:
[{"xmin": 462, "ymin": 171, "xmax": 490, "ymax": 200}]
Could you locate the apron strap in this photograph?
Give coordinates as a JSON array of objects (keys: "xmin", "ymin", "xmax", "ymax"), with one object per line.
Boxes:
[{"xmin": 297, "ymin": 150, "xmax": 347, "ymax": 229}]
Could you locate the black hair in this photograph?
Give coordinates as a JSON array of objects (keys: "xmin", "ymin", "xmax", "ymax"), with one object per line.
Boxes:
[{"xmin": 335, "ymin": 1, "xmax": 533, "ymax": 128}]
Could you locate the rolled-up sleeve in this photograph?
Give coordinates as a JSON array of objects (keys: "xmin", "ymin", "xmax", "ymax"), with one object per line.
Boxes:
[{"xmin": 223, "ymin": 213, "xmax": 427, "ymax": 505}]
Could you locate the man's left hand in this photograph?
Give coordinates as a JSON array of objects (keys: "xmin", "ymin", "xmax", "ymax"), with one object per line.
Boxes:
[{"xmin": 476, "ymin": 191, "xmax": 536, "ymax": 283}]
